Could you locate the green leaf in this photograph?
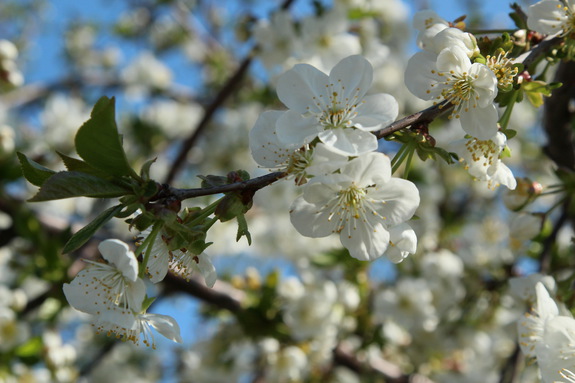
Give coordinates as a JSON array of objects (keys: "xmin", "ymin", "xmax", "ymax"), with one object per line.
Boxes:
[
  {"xmin": 56, "ymin": 151, "xmax": 109, "ymax": 178},
  {"xmin": 62, "ymin": 204, "xmax": 124, "ymax": 253},
  {"xmin": 75, "ymin": 96, "xmax": 135, "ymax": 177},
  {"xmin": 17, "ymin": 152, "xmax": 56, "ymax": 187},
  {"xmin": 29, "ymin": 171, "xmax": 131, "ymax": 202},
  {"xmin": 215, "ymin": 193, "xmax": 253, "ymax": 222},
  {"xmin": 236, "ymin": 213, "xmax": 252, "ymax": 245},
  {"xmin": 140, "ymin": 157, "xmax": 157, "ymax": 181}
]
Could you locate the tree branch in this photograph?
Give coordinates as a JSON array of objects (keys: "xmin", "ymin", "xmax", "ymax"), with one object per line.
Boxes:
[{"xmin": 166, "ymin": 171, "xmax": 287, "ymax": 200}]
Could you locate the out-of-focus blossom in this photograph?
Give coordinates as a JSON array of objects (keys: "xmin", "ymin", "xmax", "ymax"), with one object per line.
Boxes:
[{"xmin": 527, "ymin": 0, "xmax": 575, "ymax": 36}]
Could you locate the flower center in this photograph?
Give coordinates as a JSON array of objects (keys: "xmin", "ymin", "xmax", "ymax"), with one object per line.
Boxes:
[
  {"xmin": 337, "ymin": 183, "xmax": 367, "ymax": 220},
  {"xmin": 287, "ymin": 146, "xmax": 313, "ymax": 185},
  {"xmin": 486, "ymin": 52, "xmax": 518, "ymax": 88},
  {"xmin": 311, "ymin": 86, "xmax": 362, "ymax": 130},
  {"xmin": 465, "ymin": 138, "xmax": 497, "ymax": 167},
  {"xmin": 429, "ymin": 69, "xmax": 480, "ymax": 119},
  {"xmin": 324, "ymin": 183, "xmax": 386, "ymax": 236}
]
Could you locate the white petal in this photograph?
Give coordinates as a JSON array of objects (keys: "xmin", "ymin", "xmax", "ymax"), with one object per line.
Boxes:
[
  {"xmin": 289, "ymin": 196, "xmax": 338, "ymax": 238},
  {"xmin": 125, "ymin": 278, "xmax": 146, "ymax": 313},
  {"xmin": 146, "ymin": 237, "xmax": 170, "ymax": 284},
  {"xmin": 305, "ymin": 143, "xmax": 350, "ymax": 177},
  {"xmin": 436, "ymin": 46, "xmax": 471, "ymax": 74},
  {"xmin": 433, "ymin": 28, "xmax": 478, "ymax": 57},
  {"xmin": 369, "ymin": 178, "xmax": 420, "ymax": 226},
  {"xmin": 63, "ymin": 271, "xmax": 110, "ymax": 315},
  {"xmin": 490, "ymin": 162, "xmax": 517, "ymax": 190},
  {"xmin": 527, "ymin": 0, "xmax": 568, "ymax": 35},
  {"xmin": 329, "ymin": 55, "xmax": 372, "ymax": 101},
  {"xmin": 459, "ymin": 103, "xmax": 499, "ymax": 140},
  {"xmin": 249, "ymin": 110, "xmax": 293, "ymax": 168},
  {"xmin": 404, "ymin": 51, "xmax": 442, "ymax": 100},
  {"xmin": 196, "ymin": 253, "xmax": 217, "ymax": 288},
  {"xmin": 417, "ymin": 23, "xmax": 449, "ymax": 52},
  {"xmin": 98, "ymin": 239, "xmax": 139, "ymax": 282},
  {"xmin": 340, "ymin": 152, "xmax": 391, "ymax": 186},
  {"xmin": 340, "ymin": 220, "xmax": 389, "ymax": 261},
  {"xmin": 143, "ymin": 313, "xmax": 183, "ymax": 344},
  {"xmin": 277, "ymin": 64, "xmax": 330, "ymax": 114},
  {"xmin": 385, "ymin": 223, "xmax": 417, "ymax": 263},
  {"xmin": 318, "ymin": 128, "xmax": 378, "ymax": 156},
  {"xmin": 353, "ymin": 93, "xmax": 398, "ymax": 130},
  {"xmin": 468, "ymin": 63, "xmax": 498, "ymax": 106},
  {"xmin": 276, "ymin": 110, "xmax": 321, "ymax": 147},
  {"xmin": 301, "ymin": 174, "xmax": 348, "ymax": 204},
  {"xmin": 535, "ymin": 282, "xmax": 559, "ymax": 319}
]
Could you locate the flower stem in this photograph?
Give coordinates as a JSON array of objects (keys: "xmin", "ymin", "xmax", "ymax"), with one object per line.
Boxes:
[
  {"xmin": 187, "ymin": 199, "xmax": 221, "ymax": 227},
  {"xmin": 498, "ymin": 90, "xmax": 518, "ymax": 130},
  {"xmin": 391, "ymin": 144, "xmax": 410, "ymax": 174},
  {"xmin": 403, "ymin": 144, "xmax": 416, "ymax": 179}
]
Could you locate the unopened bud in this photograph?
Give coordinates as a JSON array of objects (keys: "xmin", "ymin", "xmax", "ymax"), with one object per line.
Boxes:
[{"xmin": 503, "ymin": 177, "xmax": 542, "ymax": 211}]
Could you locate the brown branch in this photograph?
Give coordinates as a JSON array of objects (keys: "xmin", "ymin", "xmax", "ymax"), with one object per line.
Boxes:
[
  {"xmin": 374, "ymin": 101, "xmax": 452, "ymax": 139},
  {"xmin": 167, "ymin": 171, "xmax": 287, "ymax": 200},
  {"xmin": 333, "ymin": 344, "xmax": 436, "ymax": 383},
  {"xmin": 163, "ymin": 272, "xmax": 244, "ymax": 313},
  {"xmin": 522, "ymin": 36, "xmax": 563, "ymax": 70}
]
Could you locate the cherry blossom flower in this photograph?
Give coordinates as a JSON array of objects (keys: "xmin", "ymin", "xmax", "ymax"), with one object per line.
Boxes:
[
  {"xmin": 94, "ymin": 310, "xmax": 182, "ymax": 349},
  {"xmin": 275, "ymin": 55, "xmax": 398, "ymax": 156},
  {"xmin": 289, "ymin": 152, "xmax": 419, "ymax": 261},
  {"xmin": 517, "ymin": 282, "xmax": 559, "ymax": 359},
  {"xmin": 64, "ymin": 239, "xmax": 182, "ymax": 347},
  {"xmin": 63, "ymin": 239, "xmax": 145, "ymax": 315},
  {"xmin": 405, "ymin": 46, "xmax": 499, "ymax": 139},
  {"xmin": 527, "ymin": 0, "xmax": 575, "ymax": 37},
  {"xmin": 451, "ymin": 131, "xmax": 516, "ymax": 190}
]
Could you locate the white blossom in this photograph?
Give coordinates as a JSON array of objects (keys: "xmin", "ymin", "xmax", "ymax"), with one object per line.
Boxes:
[
  {"xmin": 405, "ymin": 46, "xmax": 499, "ymax": 139},
  {"xmin": 451, "ymin": 131, "xmax": 516, "ymax": 190},
  {"xmin": 276, "ymin": 55, "xmax": 398, "ymax": 156},
  {"xmin": 289, "ymin": 152, "xmax": 419, "ymax": 261},
  {"xmin": 63, "ymin": 239, "xmax": 145, "ymax": 315}
]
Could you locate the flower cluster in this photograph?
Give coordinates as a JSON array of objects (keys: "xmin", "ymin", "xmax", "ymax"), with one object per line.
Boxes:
[
  {"xmin": 406, "ymin": 11, "xmax": 517, "ymax": 190},
  {"xmin": 250, "ymin": 55, "xmax": 420, "ymax": 262},
  {"xmin": 63, "ymin": 239, "xmax": 182, "ymax": 348}
]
